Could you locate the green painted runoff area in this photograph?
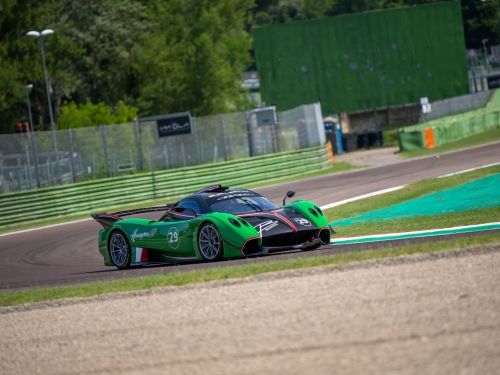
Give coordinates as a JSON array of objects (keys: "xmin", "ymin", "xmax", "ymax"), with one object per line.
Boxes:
[{"xmin": 332, "ymin": 174, "xmax": 500, "ymax": 227}]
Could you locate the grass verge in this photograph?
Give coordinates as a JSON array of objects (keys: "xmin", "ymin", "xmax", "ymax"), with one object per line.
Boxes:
[
  {"xmin": 0, "ymin": 162, "xmax": 356, "ymax": 235},
  {"xmin": 333, "ymin": 208, "xmax": 500, "ymax": 237},
  {"xmin": 1, "ymin": 232, "xmax": 498, "ymax": 308},
  {"xmin": 325, "ymin": 165, "xmax": 500, "ymax": 237},
  {"xmin": 400, "ymin": 128, "xmax": 500, "ymax": 158}
]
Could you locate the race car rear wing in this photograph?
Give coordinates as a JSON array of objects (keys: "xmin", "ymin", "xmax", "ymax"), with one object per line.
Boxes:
[{"xmin": 91, "ymin": 204, "xmax": 173, "ymax": 229}]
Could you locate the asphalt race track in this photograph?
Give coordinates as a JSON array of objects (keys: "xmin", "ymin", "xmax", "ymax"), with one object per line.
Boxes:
[{"xmin": 0, "ymin": 143, "xmax": 499, "ymax": 289}]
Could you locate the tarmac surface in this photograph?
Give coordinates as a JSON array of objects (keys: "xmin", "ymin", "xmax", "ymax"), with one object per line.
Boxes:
[
  {"xmin": 1, "ymin": 245, "xmax": 499, "ymax": 374},
  {"xmin": 0, "ymin": 142, "xmax": 499, "ymax": 289}
]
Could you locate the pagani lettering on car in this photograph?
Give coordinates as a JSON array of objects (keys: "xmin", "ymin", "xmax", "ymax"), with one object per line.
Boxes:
[{"xmin": 92, "ymin": 185, "xmax": 332, "ymax": 269}]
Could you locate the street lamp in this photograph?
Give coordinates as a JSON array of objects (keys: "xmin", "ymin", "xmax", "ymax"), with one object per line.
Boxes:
[
  {"xmin": 24, "ymin": 84, "xmax": 41, "ymax": 188},
  {"xmin": 25, "ymin": 84, "xmax": 35, "ymax": 132},
  {"xmin": 26, "ymin": 28, "xmax": 58, "ymax": 153}
]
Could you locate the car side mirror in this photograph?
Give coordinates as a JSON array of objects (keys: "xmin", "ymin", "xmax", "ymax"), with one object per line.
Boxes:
[{"xmin": 282, "ymin": 190, "xmax": 296, "ymax": 206}]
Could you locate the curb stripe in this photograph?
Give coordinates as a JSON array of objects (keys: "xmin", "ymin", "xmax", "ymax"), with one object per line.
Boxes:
[
  {"xmin": 330, "ymin": 222, "xmax": 500, "ymax": 245},
  {"xmin": 438, "ymin": 162, "xmax": 500, "ymax": 178},
  {"xmin": 320, "ymin": 185, "xmax": 406, "ymax": 210}
]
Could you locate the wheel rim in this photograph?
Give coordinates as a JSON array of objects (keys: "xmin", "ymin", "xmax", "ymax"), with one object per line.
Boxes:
[
  {"xmin": 199, "ymin": 224, "xmax": 221, "ymax": 260},
  {"xmin": 110, "ymin": 232, "xmax": 129, "ymax": 267}
]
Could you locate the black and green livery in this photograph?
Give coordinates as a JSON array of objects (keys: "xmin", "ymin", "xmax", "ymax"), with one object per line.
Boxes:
[{"xmin": 92, "ymin": 185, "xmax": 332, "ymax": 269}]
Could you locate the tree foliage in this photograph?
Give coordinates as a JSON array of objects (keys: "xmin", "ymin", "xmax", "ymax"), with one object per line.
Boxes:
[
  {"xmin": 58, "ymin": 101, "xmax": 138, "ymax": 129},
  {"xmin": 0, "ymin": 0, "xmax": 253, "ymax": 133},
  {"xmin": 0, "ymin": 0, "xmax": 497, "ymax": 133},
  {"xmin": 135, "ymin": 0, "xmax": 253, "ymax": 116}
]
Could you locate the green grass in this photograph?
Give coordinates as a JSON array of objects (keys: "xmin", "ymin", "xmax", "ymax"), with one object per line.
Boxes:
[
  {"xmin": 333, "ymin": 208, "xmax": 499, "ymax": 237},
  {"xmin": 400, "ymin": 128, "xmax": 500, "ymax": 158},
  {"xmin": 1, "ymin": 232, "xmax": 498, "ymax": 307},
  {"xmin": 0, "ymin": 161, "xmax": 356, "ymax": 235},
  {"xmin": 324, "ymin": 165, "xmax": 500, "ymax": 236},
  {"xmin": 382, "ymin": 129, "xmax": 399, "ymax": 147}
]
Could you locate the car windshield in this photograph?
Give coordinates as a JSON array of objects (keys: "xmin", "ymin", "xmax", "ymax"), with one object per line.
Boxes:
[{"xmin": 209, "ymin": 196, "xmax": 277, "ymax": 214}]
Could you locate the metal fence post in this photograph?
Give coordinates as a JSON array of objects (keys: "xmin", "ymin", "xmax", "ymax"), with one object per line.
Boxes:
[
  {"xmin": 246, "ymin": 110, "xmax": 255, "ymax": 157},
  {"xmin": 192, "ymin": 117, "xmax": 200, "ymax": 165},
  {"xmin": 146, "ymin": 149, "xmax": 157, "ymax": 200},
  {"xmin": 24, "ymin": 138, "xmax": 33, "ymax": 188},
  {"xmin": 100, "ymin": 124, "xmax": 110, "ymax": 177},
  {"xmin": 68, "ymin": 128, "xmax": 76, "ymax": 183},
  {"xmin": 219, "ymin": 115, "xmax": 228, "ymax": 161},
  {"xmin": 29, "ymin": 132, "xmax": 41, "ymax": 188},
  {"xmin": 181, "ymin": 142, "xmax": 187, "ymax": 167},
  {"xmin": 133, "ymin": 119, "xmax": 143, "ymax": 172},
  {"xmin": 163, "ymin": 142, "xmax": 172, "ymax": 169}
]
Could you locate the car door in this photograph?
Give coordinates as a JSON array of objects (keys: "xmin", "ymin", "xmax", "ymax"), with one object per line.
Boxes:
[{"xmin": 142, "ymin": 199, "xmax": 203, "ymax": 257}]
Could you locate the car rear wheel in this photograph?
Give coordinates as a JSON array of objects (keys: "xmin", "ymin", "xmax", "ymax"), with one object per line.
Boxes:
[
  {"xmin": 109, "ymin": 230, "xmax": 132, "ymax": 269},
  {"xmin": 198, "ymin": 223, "xmax": 223, "ymax": 261}
]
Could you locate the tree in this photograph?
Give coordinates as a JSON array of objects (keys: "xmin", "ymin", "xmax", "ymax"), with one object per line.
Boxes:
[
  {"xmin": 462, "ymin": 0, "xmax": 500, "ymax": 49},
  {"xmin": 58, "ymin": 101, "xmax": 138, "ymax": 129},
  {"xmin": 134, "ymin": 0, "xmax": 254, "ymax": 116},
  {"xmin": 0, "ymin": 0, "xmax": 254, "ymax": 133}
]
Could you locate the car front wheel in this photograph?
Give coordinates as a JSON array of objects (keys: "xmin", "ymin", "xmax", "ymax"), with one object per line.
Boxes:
[{"xmin": 198, "ymin": 223, "xmax": 223, "ymax": 261}]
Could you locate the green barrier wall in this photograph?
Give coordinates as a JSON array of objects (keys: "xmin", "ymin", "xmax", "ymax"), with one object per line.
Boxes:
[
  {"xmin": 399, "ymin": 91, "xmax": 500, "ymax": 151},
  {"xmin": 0, "ymin": 146, "xmax": 331, "ymax": 226},
  {"xmin": 253, "ymin": 1, "xmax": 468, "ymax": 114}
]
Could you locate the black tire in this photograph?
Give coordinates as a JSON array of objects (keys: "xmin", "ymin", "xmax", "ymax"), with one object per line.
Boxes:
[
  {"xmin": 108, "ymin": 230, "xmax": 132, "ymax": 269},
  {"xmin": 198, "ymin": 222, "xmax": 223, "ymax": 261}
]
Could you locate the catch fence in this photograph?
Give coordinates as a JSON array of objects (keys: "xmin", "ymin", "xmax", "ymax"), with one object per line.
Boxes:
[{"xmin": 0, "ymin": 103, "xmax": 324, "ymax": 193}]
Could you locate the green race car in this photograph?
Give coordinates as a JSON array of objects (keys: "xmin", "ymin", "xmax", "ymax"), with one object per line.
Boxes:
[{"xmin": 92, "ymin": 185, "xmax": 332, "ymax": 269}]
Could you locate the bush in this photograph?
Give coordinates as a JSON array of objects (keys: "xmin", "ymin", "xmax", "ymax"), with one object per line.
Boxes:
[
  {"xmin": 383, "ymin": 129, "xmax": 399, "ymax": 147},
  {"xmin": 58, "ymin": 101, "xmax": 138, "ymax": 129}
]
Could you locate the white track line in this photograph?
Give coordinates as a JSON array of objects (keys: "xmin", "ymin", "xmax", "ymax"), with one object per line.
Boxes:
[
  {"xmin": 329, "ymin": 222, "xmax": 500, "ymax": 243},
  {"xmin": 438, "ymin": 162, "xmax": 500, "ymax": 178},
  {"xmin": 320, "ymin": 185, "xmax": 406, "ymax": 210},
  {"xmin": 0, "ymin": 218, "xmax": 92, "ymax": 237}
]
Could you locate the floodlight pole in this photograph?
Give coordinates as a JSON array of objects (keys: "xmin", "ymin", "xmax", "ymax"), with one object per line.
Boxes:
[
  {"xmin": 25, "ymin": 84, "xmax": 41, "ymax": 188},
  {"xmin": 482, "ymin": 38, "xmax": 489, "ymax": 72},
  {"xmin": 245, "ymin": 110, "xmax": 256, "ymax": 157},
  {"xmin": 27, "ymin": 29, "xmax": 58, "ymax": 154}
]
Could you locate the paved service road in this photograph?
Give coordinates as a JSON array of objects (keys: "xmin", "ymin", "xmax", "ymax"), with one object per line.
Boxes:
[
  {"xmin": 1, "ymin": 246, "xmax": 499, "ymax": 374},
  {"xmin": 0, "ymin": 143, "xmax": 499, "ymax": 289}
]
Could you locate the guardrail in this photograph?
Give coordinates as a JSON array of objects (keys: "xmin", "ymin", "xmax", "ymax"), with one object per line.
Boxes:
[{"xmin": 0, "ymin": 145, "xmax": 332, "ymax": 226}]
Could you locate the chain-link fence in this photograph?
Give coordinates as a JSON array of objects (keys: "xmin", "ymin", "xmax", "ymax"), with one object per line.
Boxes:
[
  {"xmin": 0, "ymin": 103, "xmax": 324, "ymax": 193},
  {"xmin": 421, "ymin": 91, "xmax": 491, "ymax": 122}
]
